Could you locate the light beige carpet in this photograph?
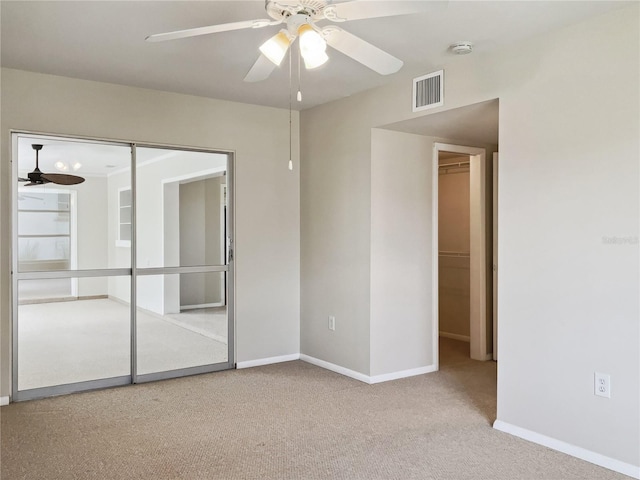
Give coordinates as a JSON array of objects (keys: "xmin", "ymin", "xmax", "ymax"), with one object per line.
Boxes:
[{"xmin": 0, "ymin": 339, "xmax": 629, "ymax": 480}]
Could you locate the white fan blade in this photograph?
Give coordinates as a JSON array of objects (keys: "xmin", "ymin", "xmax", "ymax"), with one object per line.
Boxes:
[
  {"xmin": 323, "ymin": 27, "xmax": 403, "ymax": 75},
  {"xmin": 146, "ymin": 19, "xmax": 279, "ymax": 42},
  {"xmin": 324, "ymin": 1, "xmax": 446, "ymax": 22},
  {"xmin": 244, "ymin": 54, "xmax": 278, "ymax": 82}
]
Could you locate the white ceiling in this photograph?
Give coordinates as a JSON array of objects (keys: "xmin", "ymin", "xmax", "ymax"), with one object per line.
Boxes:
[{"xmin": 1, "ymin": 1, "xmax": 628, "ymax": 111}]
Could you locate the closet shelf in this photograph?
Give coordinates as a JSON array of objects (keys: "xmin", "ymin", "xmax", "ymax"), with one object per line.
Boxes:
[
  {"xmin": 439, "ymin": 251, "xmax": 470, "ymax": 258},
  {"xmin": 438, "ymin": 160, "xmax": 470, "ymax": 168}
]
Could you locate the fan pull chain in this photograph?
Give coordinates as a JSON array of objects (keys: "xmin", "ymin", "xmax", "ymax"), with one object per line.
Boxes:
[
  {"xmin": 288, "ymin": 45, "xmax": 293, "ymax": 171},
  {"xmin": 297, "ymin": 41, "xmax": 302, "ymax": 102}
]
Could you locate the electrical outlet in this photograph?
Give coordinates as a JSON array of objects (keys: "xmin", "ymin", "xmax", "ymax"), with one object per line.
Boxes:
[
  {"xmin": 328, "ymin": 315, "xmax": 336, "ymax": 331},
  {"xmin": 594, "ymin": 372, "xmax": 611, "ymax": 398}
]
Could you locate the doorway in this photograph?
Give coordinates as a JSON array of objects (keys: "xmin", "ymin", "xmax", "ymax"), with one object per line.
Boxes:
[
  {"xmin": 437, "ymin": 151, "xmax": 472, "ymax": 364},
  {"xmin": 11, "ymin": 133, "xmax": 235, "ymax": 400},
  {"xmin": 433, "ymin": 143, "xmax": 492, "ymax": 365}
]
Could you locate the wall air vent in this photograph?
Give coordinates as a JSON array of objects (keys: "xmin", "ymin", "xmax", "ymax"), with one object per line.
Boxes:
[{"xmin": 413, "ymin": 70, "xmax": 444, "ymax": 112}]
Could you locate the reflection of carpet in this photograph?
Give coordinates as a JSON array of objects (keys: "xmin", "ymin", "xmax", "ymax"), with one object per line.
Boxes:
[
  {"xmin": 165, "ymin": 307, "xmax": 227, "ymax": 344},
  {"xmin": 17, "ymin": 298, "xmax": 228, "ymax": 391}
]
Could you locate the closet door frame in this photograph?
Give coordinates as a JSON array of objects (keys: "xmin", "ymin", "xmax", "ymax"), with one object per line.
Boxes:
[
  {"xmin": 132, "ymin": 142, "xmax": 235, "ymax": 384},
  {"xmin": 432, "ymin": 142, "xmax": 489, "ymax": 364}
]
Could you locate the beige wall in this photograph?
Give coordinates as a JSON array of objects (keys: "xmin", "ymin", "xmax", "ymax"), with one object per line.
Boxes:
[
  {"xmin": 301, "ymin": 4, "xmax": 639, "ymax": 469},
  {"xmin": 74, "ymin": 176, "xmax": 110, "ymax": 298},
  {"xmin": 0, "ymin": 69, "xmax": 301, "ymax": 397},
  {"xmin": 299, "ymin": 97, "xmax": 373, "ymax": 374},
  {"xmin": 370, "ymin": 129, "xmax": 434, "ymax": 377}
]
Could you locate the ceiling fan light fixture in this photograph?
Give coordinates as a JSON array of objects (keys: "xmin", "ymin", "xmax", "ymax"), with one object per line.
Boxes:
[
  {"xmin": 302, "ymin": 49, "xmax": 328, "ymax": 69},
  {"xmin": 298, "ymin": 23, "xmax": 328, "ymax": 69},
  {"xmin": 54, "ymin": 161, "xmax": 68, "ymax": 172},
  {"xmin": 259, "ymin": 29, "xmax": 293, "ymax": 66}
]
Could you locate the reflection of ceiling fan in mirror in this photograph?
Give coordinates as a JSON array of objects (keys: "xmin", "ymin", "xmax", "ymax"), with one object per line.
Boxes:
[
  {"xmin": 146, "ymin": 0, "xmax": 441, "ymax": 82},
  {"xmin": 18, "ymin": 144, "xmax": 85, "ymax": 186}
]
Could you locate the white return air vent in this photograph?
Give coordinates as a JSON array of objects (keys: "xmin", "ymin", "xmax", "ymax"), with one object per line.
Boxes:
[{"xmin": 413, "ymin": 70, "xmax": 444, "ymax": 112}]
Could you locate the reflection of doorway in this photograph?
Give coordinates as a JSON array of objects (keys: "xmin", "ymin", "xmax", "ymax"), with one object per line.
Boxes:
[
  {"xmin": 161, "ymin": 168, "xmax": 227, "ymax": 315},
  {"xmin": 434, "ymin": 143, "xmax": 491, "ymax": 363},
  {"xmin": 179, "ymin": 176, "xmax": 226, "ymax": 309}
]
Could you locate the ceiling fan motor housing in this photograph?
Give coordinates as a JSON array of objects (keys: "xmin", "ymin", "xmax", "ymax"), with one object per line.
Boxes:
[
  {"xmin": 28, "ymin": 144, "xmax": 44, "ymax": 183},
  {"xmin": 266, "ymin": 0, "xmax": 328, "ymax": 21},
  {"xmin": 287, "ymin": 13, "xmax": 316, "ymax": 34}
]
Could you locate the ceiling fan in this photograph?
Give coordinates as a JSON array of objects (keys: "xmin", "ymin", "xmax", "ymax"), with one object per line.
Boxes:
[
  {"xmin": 146, "ymin": 0, "xmax": 441, "ymax": 82},
  {"xmin": 18, "ymin": 144, "xmax": 85, "ymax": 186}
]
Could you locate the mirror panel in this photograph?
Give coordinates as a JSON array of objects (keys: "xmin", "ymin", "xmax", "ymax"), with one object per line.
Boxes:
[
  {"xmin": 135, "ymin": 147, "xmax": 228, "ymax": 269},
  {"xmin": 136, "ymin": 272, "xmax": 228, "ymax": 375}
]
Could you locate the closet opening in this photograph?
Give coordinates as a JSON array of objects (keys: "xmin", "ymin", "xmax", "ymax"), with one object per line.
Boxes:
[
  {"xmin": 438, "ymin": 151, "xmax": 472, "ymax": 365},
  {"xmin": 433, "ymin": 143, "xmax": 493, "ymax": 366}
]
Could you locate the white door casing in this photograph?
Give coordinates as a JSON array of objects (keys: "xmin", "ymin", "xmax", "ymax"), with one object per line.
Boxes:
[
  {"xmin": 433, "ymin": 143, "xmax": 490, "ymax": 362},
  {"xmin": 492, "ymin": 152, "xmax": 499, "ymax": 361}
]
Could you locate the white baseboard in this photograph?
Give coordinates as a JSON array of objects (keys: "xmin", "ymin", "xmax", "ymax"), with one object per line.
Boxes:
[
  {"xmin": 108, "ymin": 295, "xmax": 130, "ymax": 306},
  {"xmin": 237, "ymin": 353, "xmax": 438, "ymax": 386},
  {"xmin": 181, "ymin": 302, "xmax": 224, "ymax": 310},
  {"xmin": 299, "ymin": 354, "xmax": 371, "ymax": 384},
  {"xmin": 493, "ymin": 420, "xmax": 640, "ymax": 479},
  {"xmin": 439, "ymin": 331, "xmax": 470, "ymax": 342},
  {"xmin": 299, "ymin": 355, "xmax": 437, "ymax": 385},
  {"xmin": 236, "ymin": 354, "xmax": 300, "ymax": 369},
  {"xmin": 79, "ymin": 295, "xmax": 109, "ymax": 301},
  {"xmin": 0, "ymin": 396, "xmax": 9, "ymax": 406},
  {"xmin": 369, "ymin": 364, "xmax": 437, "ymax": 384}
]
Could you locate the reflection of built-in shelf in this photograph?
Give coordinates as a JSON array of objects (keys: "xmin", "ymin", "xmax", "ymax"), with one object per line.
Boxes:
[
  {"xmin": 18, "ymin": 259, "xmax": 71, "ymax": 272},
  {"xmin": 19, "ymin": 234, "xmax": 70, "ymax": 239},
  {"xmin": 117, "ymin": 188, "xmax": 132, "ymax": 247}
]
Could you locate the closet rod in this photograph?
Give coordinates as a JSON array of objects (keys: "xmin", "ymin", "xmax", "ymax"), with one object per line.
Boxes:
[{"xmin": 438, "ymin": 160, "xmax": 470, "ymax": 168}]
